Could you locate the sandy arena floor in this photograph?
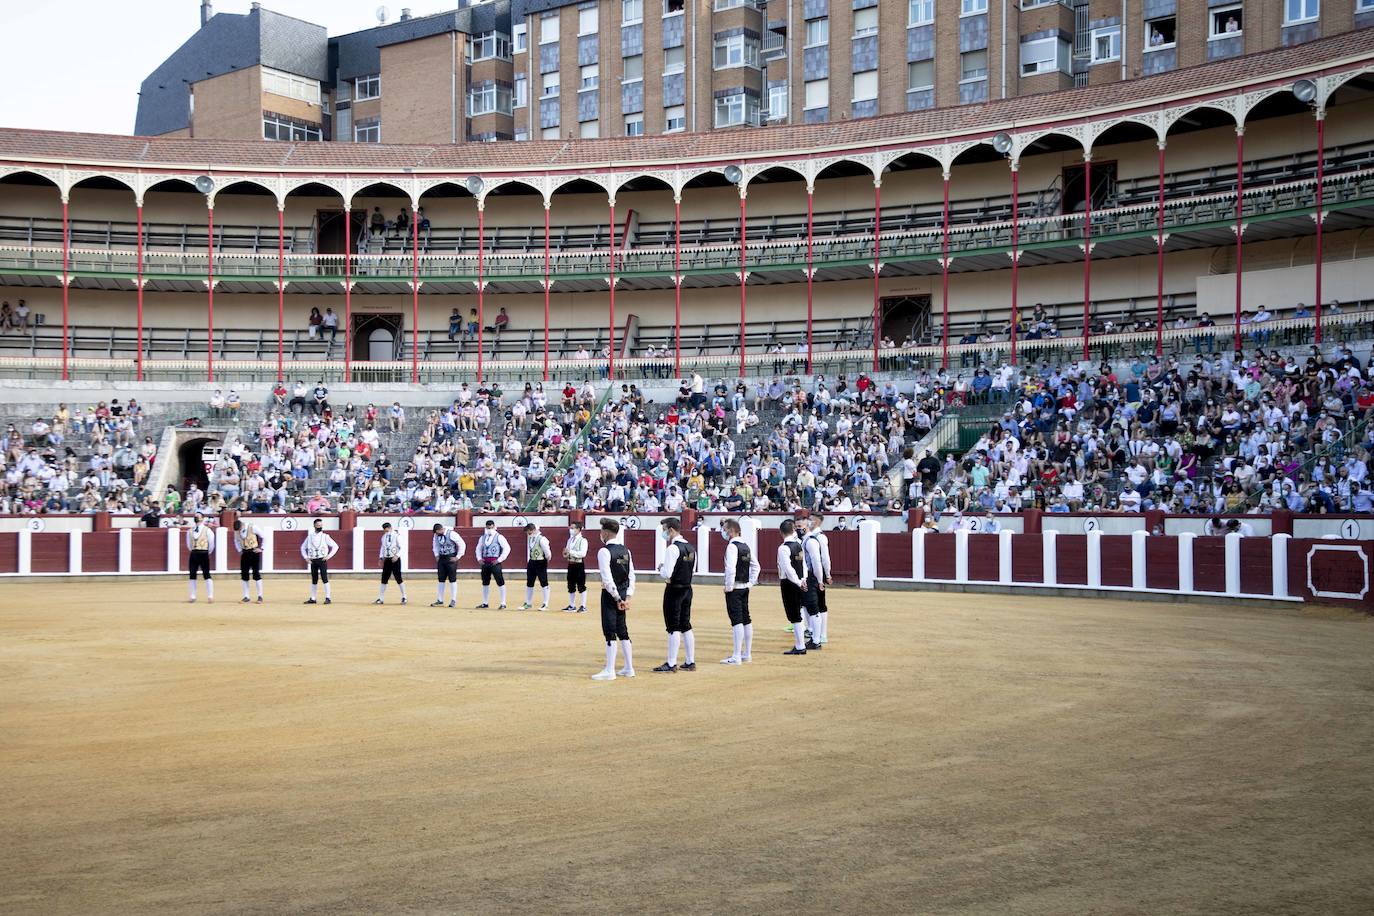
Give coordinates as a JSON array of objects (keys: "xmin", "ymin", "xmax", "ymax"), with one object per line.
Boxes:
[{"xmin": 1, "ymin": 577, "xmax": 1373, "ymax": 915}]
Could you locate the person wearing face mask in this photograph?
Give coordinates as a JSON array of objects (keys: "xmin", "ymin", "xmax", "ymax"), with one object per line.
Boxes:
[
  {"xmin": 720, "ymin": 519, "xmax": 760, "ymax": 666},
  {"xmin": 376, "ymin": 521, "xmax": 407, "ymax": 605},
  {"xmin": 431, "ymin": 522, "xmax": 466, "ymax": 608},
  {"xmin": 592, "ymin": 518, "xmax": 635, "ymax": 681},
  {"xmin": 232, "ymin": 517, "xmax": 266, "ymax": 603},
  {"xmin": 654, "ymin": 517, "xmax": 697, "ymax": 673},
  {"xmin": 562, "ymin": 520, "xmax": 589, "ymax": 612},
  {"xmin": 185, "ymin": 511, "xmax": 215, "ymax": 603},
  {"xmin": 522, "ymin": 522, "xmax": 552, "ymax": 611},
  {"xmin": 301, "ymin": 518, "xmax": 339, "ymax": 605},
  {"xmin": 474, "ymin": 520, "xmax": 511, "ymax": 609},
  {"xmin": 776, "ymin": 518, "xmax": 811, "ymax": 656},
  {"xmin": 806, "ymin": 513, "xmax": 832, "ymax": 646}
]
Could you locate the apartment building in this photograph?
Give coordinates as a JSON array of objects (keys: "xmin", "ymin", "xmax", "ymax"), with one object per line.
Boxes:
[{"xmin": 137, "ymin": 1, "xmax": 1374, "ymax": 143}]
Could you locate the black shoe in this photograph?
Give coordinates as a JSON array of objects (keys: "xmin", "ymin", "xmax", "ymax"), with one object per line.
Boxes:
[
  {"xmin": 653, "ymin": 663, "xmax": 677, "ymax": 673},
  {"xmin": 240, "ymin": 597, "xmax": 250, "ymax": 603},
  {"xmin": 374, "ymin": 598, "xmax": 385, "ymax": 605},
  {"xmin": 323, "ymin": 598, "xmax": 331, "ymax": 605},
  {"xmin": 805, "ymin": 641, "xmax": 822, "ymax": 651},
  {"xmin": 431, "ymin": 600, "xmax": 445, "ymax": 607},
  {"xmin": 475, "ymin": 603, "xmax": 489, "ymax": 609},
  {"xmin": 256, "ymin": 597, "xmax": 264, "ymax": 604},
  {"xmin": 784, "ymin": 647, "xmax": 807, "ymax": 655},
  {"xmin": 680, "ymin": 662, "xmax": 697, "ymax": 671},
  {"xmin": 304, "ymin": 598, "xmax": 317, "ymax": 604}
]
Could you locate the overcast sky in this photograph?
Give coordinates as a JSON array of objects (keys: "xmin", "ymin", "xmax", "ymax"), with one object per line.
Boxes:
[{"xmin": 0, "ymin": 0, "xmax": 435, "ymax": 136}]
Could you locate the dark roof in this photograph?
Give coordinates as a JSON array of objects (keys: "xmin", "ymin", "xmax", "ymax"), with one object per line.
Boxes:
[
  {"xmin": 31, "ymin": 27, "xmax": 1374, "ymax": 176},
  {"xmin": 134, "ymin": 7, "xmax": 327, "ymax": 137},
  {"xmin": 332, "ymin": 3, "xmax": 511, "ymax": 83}
]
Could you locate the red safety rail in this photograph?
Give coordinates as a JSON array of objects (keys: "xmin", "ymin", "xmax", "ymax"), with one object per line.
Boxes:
[
  {"xmin": 30, "ymin": 532, "xmax": 69, "ymax": 573},
  {"xmin": 82, "ymin": 531, "xmax": 120, "ymax": 573},
  {"xmin": 0, "ymin": 532, "xmax": 18, "ymax": 573}
]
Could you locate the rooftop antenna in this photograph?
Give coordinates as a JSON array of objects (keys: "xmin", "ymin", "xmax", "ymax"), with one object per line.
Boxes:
[{"xmin": 376, "ymin": 5, "xmax": 388, "ymax": 24}]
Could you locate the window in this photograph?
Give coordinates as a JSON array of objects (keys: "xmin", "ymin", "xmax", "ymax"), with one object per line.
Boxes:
[
  {"xmin": 540, "ymin": 14, "xmax": 559, "ymax": 44},
  {"xmin": 1145, "ymin": 16, "xmax": 1176, "ymax": 49},
  {"xmin": 469, "ymin": 31, "xmax": 511, "ymax": 62},
  {"xmin": 1091, "ymin": 25, "xmax": 1121, "ymax": 62},
  {"xmin": 714, "ymin": 0, "xmax": 745, "ymax": 8},
  {"xmin": 714, "ymin": 33, "xmax": 760, "ymax": 69},
  {"xmin": 262, "ymin": 67, "xmax": 321, "ymax": 105},
  {"xmin": 542, "ymin": 126, "xmax": 561, "ymax": 139},
  {"xmin": 622, "ymin": 54, "xmax": 643, "ymax": 81},
  {"xmin": 1359, "ymin": 0, "xmax": 1374, "ymax": 11},
  {"xmin": 1284, "ymin": 0, "xmax": 1318, "ymax": 23},
  {"xmin": 853, "ymin": 7, "xmax": 878, "ymax": 37},
  {"xmin": 960, "ymin": 49, "xmax": 988, "ymax": 81},
  {"xmin": 263, "ymin": 112, "xmax": 322, "ymax": 141},
  {"xmin": 713, "ymin": 92, "xmax": 759, "ymax": 127},
  {"xmin": 542, "ymin": 71, "xmax": 560, "ymax": 97},
  {"xmin": 623, "ymin": 0, "xmax": 643, "ymax": 23},
  {"xmin": 514, "ymin": 74, "xmax": 528, "ymax": 108},
  {"xmin": 468, "ymin": 82, "xmax": 513, "ymax": 116},
  {"xmin": 907, "ymin": 60, "xmax": 934, "ymax": 91},
  {"xmin": 1209, "ymin": 5, "xmax": 1243, "ymax": 38},
  {"xmin": 962, "ymin": 0, "xmax": 988, "ymax": 13},
  {"xmin": 804, "ymin": 78, "xmax": 828, "ymax": 109},
  {"xmin": 355, "ymin": 74, "xmax": 380, "ymax": 100},
  {"xmin": 579, "ymin": 6, "xmax": 598, "ymax": 35},
  {"xmin": 625, "ymin": 114, "xmax": 644, "ymax": 136},
  {"xmin": 909, "ymin": 0, "xmax": 934, "ymax": 26},
  {"xmin": 767, "ymin": 84, "xmax": 788, "ymax": 120},
  {"xmin": 354, "ymin": 118, "xmax": 380, "ymax": 143},
  {"xmin": 581, "ymin": 64, "xmax": 600, "ymax": 90},
  {"xmin": 664, "ymin": 46, "xmax": 685, "ymax": 73},
  {"xmin": 665, "ymin": 105, "xmax": 686, "ymax": 132},
  {"xmin": 515, "ymin": 129, "xmax": 529, "ymax": 141},
  {"xmin": 580, "ymin": 119, "xmax": 600, "ymax": 138},
  {"xmin": 804, "ymin": 17, "xmax": 829, "ymax": 46},
  {"xmin": 852, "ymin": 70, "xmax": 878, "ymax": 102},
  {"xmin": 1020, "ymin": 36, "xmax": 1065, "ymax": 75},
  {"xmin": 514, "ymin": 23, "xmax": 527, "ymax": 52},
  {"xmin": 664, "ymin": 0, "xmax": 685, "ymax": 14}
]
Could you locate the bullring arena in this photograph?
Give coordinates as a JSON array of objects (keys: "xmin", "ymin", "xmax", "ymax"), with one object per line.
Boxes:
[{"xmin": 4, "ymin": 2, "xmax": 1374, "ymax": 912}]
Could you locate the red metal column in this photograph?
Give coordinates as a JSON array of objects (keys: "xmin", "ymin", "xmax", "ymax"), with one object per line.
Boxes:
[
  {"xmin": 806, "ymin": 185, "xmax": 814, "ymax": 374},
  {"xmin": 343, "ymin": 201, "xmax": 352, "ymax": 381},
  {"xmin": 1010, "ymin": 163, "xmax": 1020, "ymax": 368},
  {"xmin": 207, "ymin": 205, "xmax": 215, "ymax": 383},
  {"xmin": 1081, "ymin": 156, "xmax": 1092, "ymax": 362},
  {"xmin": 136, "ymin": 201, "xmax": 145, "ymax": 382},
  {"xmin": 872, "ymin": 179, "xmax": 881, "ymax": 373},
  {"xmin": 940, "ymin": 172, "xmax": 950, "ymax": 371},
  {"xmin": 276, "ymin": 205, "xmax": 284, "ymax": 382},
  {"xmin": 478, "ymin": 202, "xmax": 486, "ymax": 384},
  {"xmin": 1315, "ymin": 112, "xmax": 1325, "ymax": 345},
  {"xmin": 608, "ymin": 201, "xmax": 616, "ymax": 380},
  {"xmin": 738, "ymin": 192, "xmax": 747, "ymax": 377},
  {"xmin": 1234, "ymin": 129, "xmax": 1244, "ymax": 354},
  {"xmin": 674, "ymin": 195, "xmax": 682, "ymax": 378},
  {"xmin": 544, "ymin": 200, "xmax": 551, "ymax": 382},
  {"xmin": 1155, "ymin": 141, "xmax": 1166, "ymax": 357},
  {"xmin": 411, "ymin": 206, "xmax": 420, "ymax": 384}
]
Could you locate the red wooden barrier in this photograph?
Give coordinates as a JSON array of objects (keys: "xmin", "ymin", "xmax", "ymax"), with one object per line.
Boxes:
[
  {"xmin": 1099, "ymin": 535, "xmax": 1134, "ymax": 588},
  {"xmin": 0, "ymin": 532, "xmax": 17, "ymax": 573},
  {"xmin": 1011, "ymin": 533, "xmax": 1043, "ymax": 583},
  {"xmin": 275, "ymin": 530, "xmax": 307, "ymax": 571},
  {"xmin": 875, "ymin": 532, "xmax": 910, "ymax": 579},
  {"xmin": 82, "ymin": 531, "xmax": 120, "ymax": 573},
  {"xmin": 30, "ymin": 532, "xmax": 69, "ymax": 573},
  {"xmin": 1192, "ymin": 537, "xmax": 1227, "ymax": 593},
  {"xmin": 1239, "ymin": 538, "xmax": 1272, "ymax": 596},
  {"xmin": 925, "ymin": 533, "xmax": 956, "ymax": 580},
  {"xmin": 1144, "ymin": 536, "xmax": 1179, "ymax": 590},
  {"xmin": 756, "ymin": 528, "xmax": 783, "ymax": 584},
  {"xmin": 967, "ymin": 533, "xmax": 1000, "ymax": 582},
  {"xmin": 1055, "ymin": 535, "xmax": 1088, "ymax": 586},
  {"xmin": 130, "ymin": 528, "xmax": 168, "ymax": 572},
  {"xmin": 1287, "ymin": 538, "xmax": 1373, "ymax": 610}
]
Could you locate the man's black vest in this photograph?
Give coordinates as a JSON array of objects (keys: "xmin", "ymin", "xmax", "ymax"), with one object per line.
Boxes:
[{"xmin": 670, "ymin": 539, "xmax": 695, "ymax": 586}]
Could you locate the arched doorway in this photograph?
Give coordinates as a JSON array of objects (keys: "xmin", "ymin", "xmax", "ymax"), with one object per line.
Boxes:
[
  {"xmin": 176, "ymin": 437, "xmax": 221, "ymax": 492},
  {"xmin": 352, "ymin": 312, "xmax": 403, "ymax": 361},
  {"xmin": 368, "ymin": 326, "xmax": 395, "ymax": 361}
]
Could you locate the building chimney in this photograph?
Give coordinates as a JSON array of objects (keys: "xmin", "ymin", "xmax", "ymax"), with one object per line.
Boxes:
[
  {"xmin": 200, "ymin": 1, "xmax": 213, "ymax": 27},
  {"xmin": 400, "ymin": 8, "xmax": 411, "ymax": 20}
]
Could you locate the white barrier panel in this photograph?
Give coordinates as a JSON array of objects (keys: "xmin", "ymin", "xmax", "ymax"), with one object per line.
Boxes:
[
  {"xmin": 1177, "ymin": 533, "xmax": 1195, "ymax": 593},
  {"xmin": 1086, "ymin": 531, "xmax": 1102, "ymax": 589},
  {"xmin": 262, "ymin": 528, "xmax": 275, "ymax": 573},
  {"xmin": 998, "ymin": 530, "xmax": 1013, "ymax": 584},
  {"xmin": 1131, "ymin": 530, "xmax": 1148, "ymax": 591},
  {"xmin": 118, "ymin": 528, "xmax": 132, "ymax": 574},
  {"xmin": 1272, "ymin": 534, "xmax": 1290, "ymax": 598},
  {"xmin": 353, "ymin": 527, "xmax": 366, "ymax": 573},
  {"xmin": 858, "ymin": 520, "xmax": 879, "ymax": 589},
  {"xmin": 215, "ymin": 526, "xmax": 229, "ymax": 574},
  {"xmin": 1225, "ymin": 533, "xmax": 1242, "ymax": 596},
  {"xmin": 954, "ymin": 529, "xmax": 969, "ymax": 584},
  {"xmin": 912, "ymin": 528, "xmax": 926, "ymax": 582},
  {"xmin": 68, "ymin": 530, "xmax": 82, "ymax": 575},
  {"xmin": 17, "ymin": 529, "xmax": 31, "ymax": 575},
  {"xmin": 1042, "ymin": 530, "xmax": 1057, "ymax": 586}
]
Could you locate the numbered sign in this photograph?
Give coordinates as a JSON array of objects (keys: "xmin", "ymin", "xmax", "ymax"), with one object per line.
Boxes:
[
  {"xmin": 1340, "ymin": 518, "xmax": 1362, "ymax": 540},
  {"xmin": 620, "ymin": 516, "xmax": 641, "ymax": 530},
  {"xmin": 1082, "ymin": 517, "xmax": 1101, "ymax": 533},
  {"xmin": 280, "ymin": 517, "xmax": 298, "ymax": 531},
  {"xmin": 27, "ymin": 517, "xmax": 46, "ymax": 532},
  {"xmin": 397, "ymin": 516, "xmax": 415, "ymax": 530}
]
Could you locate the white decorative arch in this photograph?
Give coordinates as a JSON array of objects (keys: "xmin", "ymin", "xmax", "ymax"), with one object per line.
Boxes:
[{"xmin": 1162, "ymin": 97, "xmax": 1242, "ymax": 135}]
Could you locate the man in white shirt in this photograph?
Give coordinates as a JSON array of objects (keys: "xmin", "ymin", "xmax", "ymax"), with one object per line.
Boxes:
[
  {"xmin": 654, "ymin": 518, "xmax": 698, "ymax": 673},
  {"xmin": 185, "ymin": 511, "xmax": 215, "ymax": 603},
  {"xmin": 431, "ymin": 522, "xmax": 467, "ymax": 608},
  {"xmin": 807, "ymin": 513, "xmax": 833, "ymax": 645},
  {"xmin": 300, "ymin": 518, "xmax": 340, "ymax": 605},
  {"xmin": 474, "ymin": 520, "xmax": 511, "ymax": 609},
  {"xmin": 592, "ymin": 518, "xmax": 636, "ymax": 681},
  {"xmin": 376, "ymin": 521, "xmax": 407, "ymax": 605},
  {"xmin": 720, "ymin": 519, "xmax": 760, "ymax": 665},
  {"xmin": 777, "ymin": 519, "xmax": 811, "ymax": 655},
  {"xmin": 523, "ymin": 522, "xmax": 552, "ymax": 611},
  {"xmin": 801, "ymin": 521, "xmax": 827, "ymax": 651},
  {"xmin": 232, "ymin": 517, "xmax": 266, "ymax": 603},
  {"xmin": 562, "ymin": 520, "xmax": 590, "ymax": 612}
]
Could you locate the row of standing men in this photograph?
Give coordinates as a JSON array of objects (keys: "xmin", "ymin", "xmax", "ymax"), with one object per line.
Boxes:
[{"xmin": 181, "ymin": 512, "xmax": 835, "ymax": 680}]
